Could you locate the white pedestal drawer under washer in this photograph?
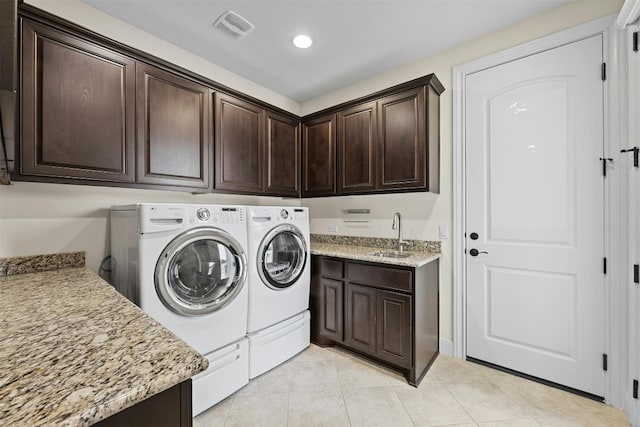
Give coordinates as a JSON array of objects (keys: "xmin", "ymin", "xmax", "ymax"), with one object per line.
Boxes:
[
  {"xmin": 110, "ymin": 203, "xmax": 250, "ymax": 416},
  {"xmin": 245, "ymin": 206, "xmax": 311, "ymax": 378}
]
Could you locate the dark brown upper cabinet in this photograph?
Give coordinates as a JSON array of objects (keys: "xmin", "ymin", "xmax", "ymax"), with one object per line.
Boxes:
[
  {"xmin": 302, "ymin": 114, "xmax": 336, "ymax": 197},
  {"xmin": 215, "ymin": 93, "xmax": 264, "ymax": 194},
  {"xmin": 20, "ymin": 19, "xmax": 135, "ymax": 182},
  {"xmin": 136, "ymin": 63, "xmax": 211, "ymax": 190},
  {"xmin": 337, "ymin": 102, "xmax": 377, "ymax": 193},
  {"xmin": 264, "ymin": 110, "xmax": 300, "ymax": 197},
  {"xmin": 215, "ymin": 93, "xmax": 300, "ymax": 196},
  {"xmin": 377, "ymin": 87, "xmax": 426, "ymax": 191},
  {"xmin": 302, "ymin": 74, "xmax": 443, "ymax": 197},
  {"xmin": 16, "ymin": 6, "xmax": 442, "ymax": 199}
]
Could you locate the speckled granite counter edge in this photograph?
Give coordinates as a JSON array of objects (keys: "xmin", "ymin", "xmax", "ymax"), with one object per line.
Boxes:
[
  {"xmin": 311, "ymin": 233, "xmax": 441, "ymax": 253},
  {"xmin": 311, "ymin": 242, "xmax": 441, "ymax": 268},
  {"xmin": 0, "ymin": 252, "xmax": 85, "ymax": 276}
]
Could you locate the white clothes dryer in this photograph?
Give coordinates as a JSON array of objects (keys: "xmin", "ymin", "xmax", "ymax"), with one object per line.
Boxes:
[
  {"xmin": 246, "ymin": 206, "xmax": 311, "ymax": 378},
  {"xmin": 110, "ymin": 203, "xmax": 249, "ymax": 416}
]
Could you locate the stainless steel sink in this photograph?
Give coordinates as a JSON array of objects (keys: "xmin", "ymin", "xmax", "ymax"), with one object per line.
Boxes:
[{"xmin": 369, "ymin": 250, "xmax": 411, "ymax": 258}]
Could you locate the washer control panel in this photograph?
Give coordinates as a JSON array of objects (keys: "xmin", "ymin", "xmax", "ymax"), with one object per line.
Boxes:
[{"xmin": 188, "ymin": 206, "xmax": 245, "ymax": 224}]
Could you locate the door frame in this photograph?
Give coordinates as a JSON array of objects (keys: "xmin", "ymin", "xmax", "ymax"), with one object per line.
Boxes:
[
  {"xmin": 452, "ymin": 14, "xmax": 628, "ymax": 408},
  {"xmin": 622, "ymin": 21, "xmax": 639, "ymax": 424}
]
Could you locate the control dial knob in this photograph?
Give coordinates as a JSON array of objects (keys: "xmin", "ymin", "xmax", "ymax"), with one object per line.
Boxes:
[{"xmin": 196, "ymin": 208, "xmax": 210, "ymax": 221}]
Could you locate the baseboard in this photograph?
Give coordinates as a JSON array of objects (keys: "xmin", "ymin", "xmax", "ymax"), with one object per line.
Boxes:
[{"xmin": 439, "ymin": 338, "xmax": 453, "ymax": 357}]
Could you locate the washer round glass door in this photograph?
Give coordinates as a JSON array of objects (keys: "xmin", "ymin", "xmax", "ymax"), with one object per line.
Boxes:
[
  {"xmin": 155, "ymin": 227, "xmax": 247, "ymax": 316},
  {"xmin": 258, "ymin": 224, "xmax": 307, "ymax": 290}
]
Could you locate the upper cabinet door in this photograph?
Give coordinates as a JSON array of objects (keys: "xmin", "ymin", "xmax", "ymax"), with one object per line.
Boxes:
[
  {"xmin": 215, "ymin": 93, "xmax": 264, "ymax": 194},
  {"xmin": 136, "ymin": 63, "xmax": 211, "ymax": 189},
  {"xmin": 302, "ymin": 114, "xmax": 336, "ymax": 197},
  {"xmin": 20, "ymin": 19, "xmax": 135, "ymax": 182},
  {"xmin": 264, "ymin": 111, "xmax": 300, "ymax": 197},
  {"xmin": 337, "ymin": 102, "xmax": 377, "ymax": 193},
  {"xmin": 377, "ymin": 87, "xmax": 426, "ymax": 191}
]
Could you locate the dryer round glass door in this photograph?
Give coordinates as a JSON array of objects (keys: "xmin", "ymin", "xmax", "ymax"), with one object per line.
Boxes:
[
  {"xmin": 258, "ymin": 224, "xmax": 307, "ymax": 290},
  {"xmin": 155, "ymin": 227, "xmax": 247, "ymax": 316}
]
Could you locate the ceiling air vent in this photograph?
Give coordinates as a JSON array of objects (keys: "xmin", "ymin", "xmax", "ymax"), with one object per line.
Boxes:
[{"xmin": 213, "ymin": 10, "xmax": 254, "ymax": 39}]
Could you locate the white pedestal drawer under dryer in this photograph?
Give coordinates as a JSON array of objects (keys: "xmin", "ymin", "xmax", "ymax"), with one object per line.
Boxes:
[{"xmin": 245, "ymin": 206, "xmax": 311, "ymax": 379}]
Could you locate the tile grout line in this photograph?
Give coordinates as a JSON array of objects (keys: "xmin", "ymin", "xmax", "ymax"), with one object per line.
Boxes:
[
  {"xmin": 221, "ymin": 391, "xmax": 236, "ymax": 427},
  {"xmin": 392, "ymin": 386, "xmax": 418, "ymax": 426},
  {"xmin": 442, "ymin": 379, "xmax": 482, "ymax": 426},
  {"xmin": 334, "ymin": 358, "xmax": 355, "ymax": 427}
]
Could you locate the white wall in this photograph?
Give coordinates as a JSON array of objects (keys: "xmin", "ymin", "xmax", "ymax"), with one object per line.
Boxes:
[
  {"xmin": 1, "ymin": 0, "xmax": 623, "ymax": 343},
  {"xmin": 0, "ymin": 182, "xmax": 299, "ymax": 272},
  {"xmin": 301, "ymin": 0, "xmax": 623, "ymax": 342}
]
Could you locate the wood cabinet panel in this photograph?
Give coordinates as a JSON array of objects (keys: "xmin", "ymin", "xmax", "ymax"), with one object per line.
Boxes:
[
  {"xmin": 347, "ymin": 262, "xmax": 413, "ymax": 293},
  {"xmin": 21, "ymin": 19, "xmax": 135, "ymax": 182},
  {"xmin": 1, "ymin": 0, "xmax": 17, "ymax": 92},
  {"xmin": 264, "ymin": 111, "xmax": 299, "ymax": 196},
  {"xmin": 319, "ymin": 277, "xmax": 344, "ymax": 342},
  {"xmin": 378, "ymin": 87, "xmax": 426, "ymax": 190},
  {"xmin": 302, "ymin": 114, "xmax": 336, "ymax": 196},
  {"xmin": 319, "ymin": 258, "xmax": 344, "ymax": 279},
  {"xmin": 346, "ymin": 283, "xmax": 377, "ymax": 354},
  {"xmin": 95, "ymin": 380, "xmax": 192, "ymax": 427},
  {"xmin": 337, "ymin": 102, "xmax": 376, "ymax": 193},
  {"xmin": 426, "ymin": 85, "xmax": 441, "ymax": 193},
  {"xmin": 377, "ymin": 290, "xmax": 412, "ymax": 368},
  {"xmin": 215, "ymin": 93, "xmax": 264, "ymax": 193},
  {"xmin": 136, "ymin": 63, "xmax": 210, "ymax": 188}
]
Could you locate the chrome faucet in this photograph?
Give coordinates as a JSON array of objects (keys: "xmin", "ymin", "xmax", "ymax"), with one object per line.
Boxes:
[{"xmin": 392, "ymin": 212, "xmax": 407, "ymax": 252}]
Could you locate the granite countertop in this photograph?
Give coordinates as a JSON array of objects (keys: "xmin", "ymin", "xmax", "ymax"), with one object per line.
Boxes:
[
  {"xmin": 0, "ymin": 267, "xmax": 208, "ymax": 426},
  {"xmin": 310, "ymin": 242, "xmax": 441, "ymax": 267}
]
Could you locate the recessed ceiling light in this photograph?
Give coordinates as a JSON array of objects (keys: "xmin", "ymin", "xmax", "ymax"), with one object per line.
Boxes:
[{"xmin": 293, "ymin": 34, "xmax": 312, "ymax": 49}]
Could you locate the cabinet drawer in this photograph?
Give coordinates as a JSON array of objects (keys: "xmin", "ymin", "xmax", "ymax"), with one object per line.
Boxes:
[
  {"xmin": 320, "ymin": 258, "xmax": 344, "ymax": 279},
  {"xmin": 347, "ymin": 262, "xmax": 412, "ymax": 293}
]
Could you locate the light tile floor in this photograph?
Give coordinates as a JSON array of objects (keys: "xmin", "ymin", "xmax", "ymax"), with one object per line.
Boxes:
[{"xmin": 194, "ymin": 344, "xmax": 631, "ymax": 427}]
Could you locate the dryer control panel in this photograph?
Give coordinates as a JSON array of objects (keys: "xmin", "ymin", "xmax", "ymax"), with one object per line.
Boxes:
[{"xmin": 248, "ymin": 207, "xmax": 308, "ymax": 225}]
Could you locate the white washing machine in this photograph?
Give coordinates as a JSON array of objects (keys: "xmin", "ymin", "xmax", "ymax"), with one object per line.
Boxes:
[
  {"xmin": 246, "ymin": 206, "xmax": 311, "ymax": 378},
  {"xmin": 110, "ymin": 203, "xmax": 249, "ymax": 416}
]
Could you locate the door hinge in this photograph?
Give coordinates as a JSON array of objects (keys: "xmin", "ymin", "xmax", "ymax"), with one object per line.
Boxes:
[
  {"xmin": 633, "ymin": 32, "xmax": 638, "ymax": 52},
  {"xmin": 634, "ymin": 264, "xmax": 639, "ymax": 284},
  {"xmin": 602, "ymin": 353, "xmax": 608, "ymax": 371},
  {"xmin": 620, "ymin": 146, "xmax": 639, "ymax": 168},
  {"xmin": 634, "ymin": 379, "xmax": 638, "ymax": 399},
  {"xmin": 599, "ymin": 157, "xmax": 613, "ymax": 176},
  {"xmin": 601, "ymin": 62, "xmax": 606, "ymax": 81},
  {"xmin": 603, "ymin": 257, "xmax": 607, "ymax": 275}
]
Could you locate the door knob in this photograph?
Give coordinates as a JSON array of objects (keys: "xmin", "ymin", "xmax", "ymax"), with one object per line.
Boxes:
[
  {"xmin": 469, "ymin": 232, "xmax": 479, "ymax": 240},
  {"xmin": 469, "ymin": 249, "xmax": 488, "ymax": 257}
]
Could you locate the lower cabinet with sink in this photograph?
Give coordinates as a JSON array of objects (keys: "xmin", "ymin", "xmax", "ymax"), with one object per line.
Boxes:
[{"xmin": 310, "ymin": 255, "xmax": 439, "ymax": 386}]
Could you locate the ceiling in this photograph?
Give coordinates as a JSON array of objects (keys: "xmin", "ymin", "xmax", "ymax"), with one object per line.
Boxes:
[{"xmin": 80, "ymin": 0, "xmax": 571, "ymax": 103}]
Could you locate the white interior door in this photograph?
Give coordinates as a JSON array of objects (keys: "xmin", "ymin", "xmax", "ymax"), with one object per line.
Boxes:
[{"xmin": 465, "ymin": 35, "xmax": 605, "ymax": 397}]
